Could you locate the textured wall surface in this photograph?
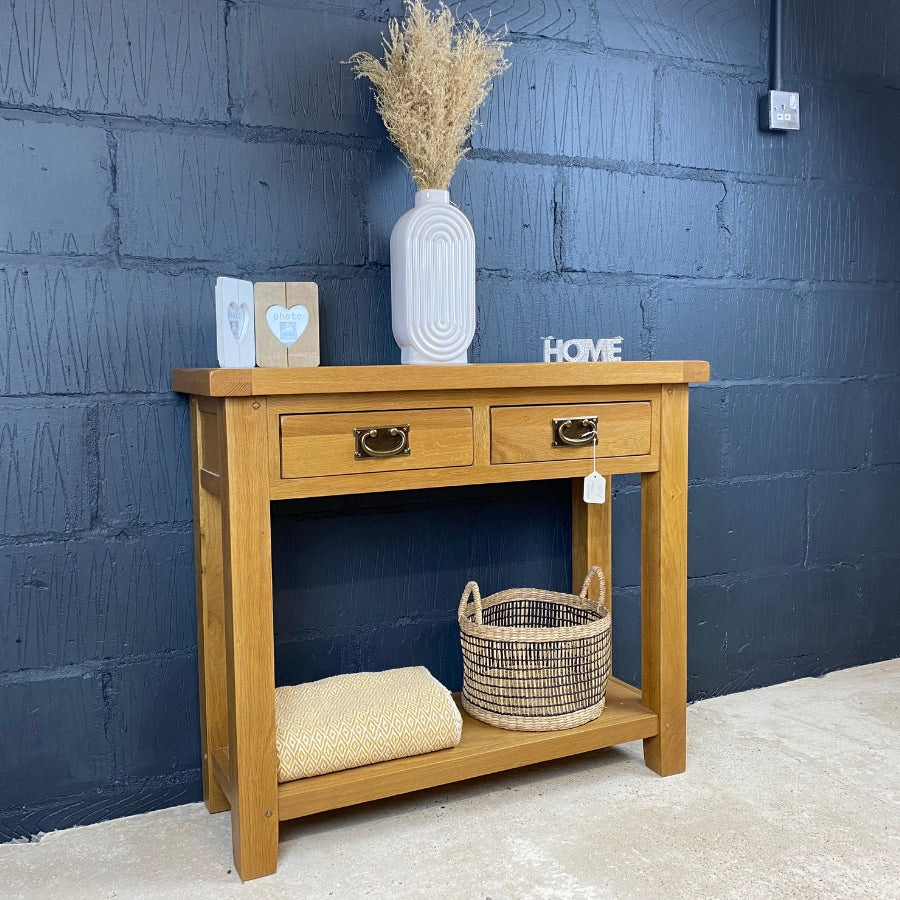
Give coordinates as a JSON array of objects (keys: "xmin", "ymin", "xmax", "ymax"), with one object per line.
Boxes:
[{"xmin": 1, "ymin": 0, "xmax": 899, "ymax": 839}]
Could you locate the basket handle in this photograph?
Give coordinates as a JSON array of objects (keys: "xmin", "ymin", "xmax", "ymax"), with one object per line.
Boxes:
[
  {"xmin": 458, "ymin": 582, "xmax": 483, "ymax": 625},
  {"xmin": 579, "ymin": 566, "xmax": 608, "ymax": 612}
]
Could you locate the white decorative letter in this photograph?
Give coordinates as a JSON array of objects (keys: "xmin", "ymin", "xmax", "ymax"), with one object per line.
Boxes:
[
  {"xmin": 596, "ymin": 338, "xmax": 624, "ymax": 361},
  {"xmin": 543, "ymin": 336, "xmax": 563, "ymax": 362}
]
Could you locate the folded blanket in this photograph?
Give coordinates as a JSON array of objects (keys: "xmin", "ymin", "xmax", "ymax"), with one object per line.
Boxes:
[{"xmin": 275, "ymin": 666, "xmax": 462, "ymax": 782}]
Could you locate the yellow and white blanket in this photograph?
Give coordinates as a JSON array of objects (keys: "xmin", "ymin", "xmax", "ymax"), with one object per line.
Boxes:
[{"xmin": 275, "ymin": 666, "xmax": 462, "ymax": 782}]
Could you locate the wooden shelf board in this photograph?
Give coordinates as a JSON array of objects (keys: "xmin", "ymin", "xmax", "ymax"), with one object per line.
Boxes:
[
  {"xmin": 173, "ymin": 361, "xmax": 710, "ymax": 397},
  {"xmin": 275, "ymin": 678, "xmax": 657, "ymax": 821}
]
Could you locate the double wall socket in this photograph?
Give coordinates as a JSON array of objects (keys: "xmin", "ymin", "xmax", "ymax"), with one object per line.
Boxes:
[{"xmin": 761, "ymin": 89, "xmax": 800, "ymax": 131}]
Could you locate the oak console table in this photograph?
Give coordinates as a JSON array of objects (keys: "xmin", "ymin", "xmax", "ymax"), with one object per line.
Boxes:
[{"xmin": 173, "ymin": 361, "xmax": 709, "ymax": 881}]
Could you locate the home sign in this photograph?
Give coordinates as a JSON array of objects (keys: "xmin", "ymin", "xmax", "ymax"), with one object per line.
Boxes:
[{"xmin": 542, "ymin": 336, "xmax": 623, "ymax": 363}]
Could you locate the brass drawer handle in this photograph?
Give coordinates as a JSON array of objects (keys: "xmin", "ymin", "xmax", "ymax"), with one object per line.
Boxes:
[
  {"xmin": 552, "ymin": 417, "xmax": 598, "ymax": 448},
  {"xmin": 354, "ymin": 425, "xmax": 411, "ymax": 459}
]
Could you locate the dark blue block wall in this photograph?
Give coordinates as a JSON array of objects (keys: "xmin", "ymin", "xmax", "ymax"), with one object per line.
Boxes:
[{"xmin": 1, "ymin": 0, "xmax": 899, "ymax": 839}]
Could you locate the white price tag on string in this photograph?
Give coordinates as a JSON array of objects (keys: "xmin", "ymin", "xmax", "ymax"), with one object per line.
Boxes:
[
  {"xmin": 583, "ymin": 424, "xmax": 606, "ymax": 504},
  {"xmin": 583, "ymin": 471, "xmax": 606, "ymax": 504}
]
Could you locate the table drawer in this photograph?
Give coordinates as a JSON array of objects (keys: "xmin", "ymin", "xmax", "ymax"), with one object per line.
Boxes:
[
  {"xmin": 280, "ymin": 408, "xmax": 473, "ymax": 478},
  {"xmin": 491, "ymin": 402, "xmax": 651, "ymax": 464}
]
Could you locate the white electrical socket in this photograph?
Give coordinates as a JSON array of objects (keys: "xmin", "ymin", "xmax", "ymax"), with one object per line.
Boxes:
[{"xmin": 761, "ymin": 90, "xmax": 800, "ymax": 131}]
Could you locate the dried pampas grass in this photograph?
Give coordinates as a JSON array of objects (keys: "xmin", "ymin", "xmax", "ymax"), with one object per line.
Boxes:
[{"xmin": 349, "ymin": 0, "xmax": 509, "ymax": 191}]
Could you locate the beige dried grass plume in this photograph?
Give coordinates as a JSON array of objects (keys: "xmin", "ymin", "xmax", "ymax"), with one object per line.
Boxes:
[{"xmin": 349, "ymin": 0, "xmax": 509, "ymax": 191}]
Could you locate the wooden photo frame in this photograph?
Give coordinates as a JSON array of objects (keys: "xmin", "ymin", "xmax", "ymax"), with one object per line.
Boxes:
[{"xmin": 254, "ymin": 282, "xmax": 320, "ymax": 368}]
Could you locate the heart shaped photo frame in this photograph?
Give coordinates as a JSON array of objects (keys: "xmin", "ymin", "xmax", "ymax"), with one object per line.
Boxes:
[
  {"xmin": 215, "ymin": 278, "xmax": 256, "ymax": 367},
  {"xmin": 254, "ymin": 282, "xmax": 320, "ymax": 367}
]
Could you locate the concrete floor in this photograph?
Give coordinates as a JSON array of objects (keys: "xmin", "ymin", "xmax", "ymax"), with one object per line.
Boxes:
[{"xmin": 2, "ymin": 659, "xmax": 898, "ymax": 900}]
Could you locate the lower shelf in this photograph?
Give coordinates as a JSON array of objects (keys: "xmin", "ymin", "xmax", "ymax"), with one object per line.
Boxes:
[{"xmin": 266, "ymin": 678, "xmax": 657, "ymax": 821}]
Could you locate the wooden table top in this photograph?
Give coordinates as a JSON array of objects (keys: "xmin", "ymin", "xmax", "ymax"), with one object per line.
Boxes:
[{"xmin": 172, "ymin": 361, "xmax": 711, "ymax": 397}]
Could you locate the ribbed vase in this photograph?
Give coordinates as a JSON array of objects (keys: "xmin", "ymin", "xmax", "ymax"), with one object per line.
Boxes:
[{"xmin": 390, "ymin": 190, "xmax": 476, "ymax": 365}]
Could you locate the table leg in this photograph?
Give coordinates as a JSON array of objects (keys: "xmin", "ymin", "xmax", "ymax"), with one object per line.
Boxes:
[
  {"xmin": 190, "ymin": 398, "xmax": 229, "ymax": 814},
  {"xmin": 641, "ymin": 384, "xmax": 688, "ymax": 776},
  {"xmin": 220, "ymin": 397, "xmax": 279, "ymax": 879},
  {"xmin": 571, "ymin": 477, "xmax": 612, "ymax": 608}
]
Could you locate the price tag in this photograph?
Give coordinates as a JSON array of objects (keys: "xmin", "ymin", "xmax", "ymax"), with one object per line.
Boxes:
[
  {"xmin": 583, "ymin": 471, "xmax": 606, "ymax": 504},
  {"xmin": 581, "ymin": 423, "xmax": 605, "ymax": 503}
]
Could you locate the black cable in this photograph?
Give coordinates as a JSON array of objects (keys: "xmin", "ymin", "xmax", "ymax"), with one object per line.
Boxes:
[{"xmin": 771, "ymin": 0, "xmax": 783, "ymax": 91}]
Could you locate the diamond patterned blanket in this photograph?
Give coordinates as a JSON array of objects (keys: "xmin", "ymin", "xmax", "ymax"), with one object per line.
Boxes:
[{"xmin": 274, "ymin": 666, "xmax": 462, "ymax": 782}]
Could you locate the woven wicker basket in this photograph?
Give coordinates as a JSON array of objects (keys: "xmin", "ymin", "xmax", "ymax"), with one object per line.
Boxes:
[{"xmin": 458, "ymin": 567, "xmax": 611, "ymax": 732}]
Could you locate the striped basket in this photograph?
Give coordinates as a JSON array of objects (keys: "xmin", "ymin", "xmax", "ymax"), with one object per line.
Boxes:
[{"xmin": 458, "ymin": 567, "xmax": 611, "ymax": 732}]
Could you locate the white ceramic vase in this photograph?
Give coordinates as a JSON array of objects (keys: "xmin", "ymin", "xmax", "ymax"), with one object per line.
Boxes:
[{"xmin": 390, "ymin": 189, "xmax": 476, "ymax": 365}]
